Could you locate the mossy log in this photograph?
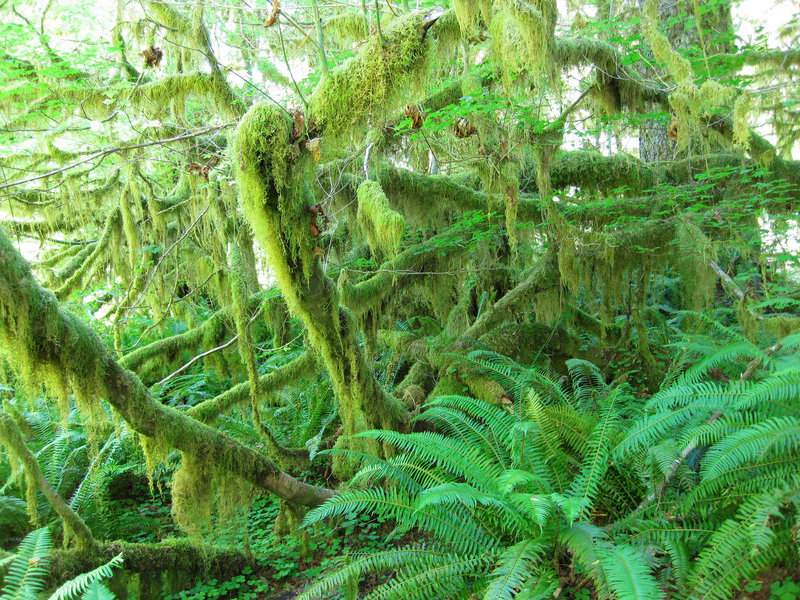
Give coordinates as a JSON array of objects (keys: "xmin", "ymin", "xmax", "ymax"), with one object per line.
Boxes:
[{"xmin": 47, "ymin": 538, "xmax": 250, "ymax": 588}]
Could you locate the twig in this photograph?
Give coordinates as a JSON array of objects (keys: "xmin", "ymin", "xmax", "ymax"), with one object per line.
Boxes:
[
  {"xmin": 156, "ymin": 335, "xmax": 239, "ymax": 387},
  {"xmin": 0, "ymin": 124, "xmax": 236, "ymax": 191},
  {"xmin": 155, "ymin": 308, "xmax": 264, "ymax": 387}
]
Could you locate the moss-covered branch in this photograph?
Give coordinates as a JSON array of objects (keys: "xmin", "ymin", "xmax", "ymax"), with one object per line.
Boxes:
[
  {"xmin": 119, "ymin": 293, "xmax": 274, "ymax": 373},
  {"xmin": 187, "ymin": 351, "xmax": 317, "ymax": 423},
  {"xmin": 235, "ymin": 103, "xmax": 408, "ymax": 478},
  {"xmin": 309, "ymin": 10, "xmax": 439, "ymax": 135},
  {"xmin": 0, "ymin": 411, "xmax": 97, "ymax": 549},
  {"xmin": 0, "ymin": 225, "xmax": 334, "ymax": 507}
]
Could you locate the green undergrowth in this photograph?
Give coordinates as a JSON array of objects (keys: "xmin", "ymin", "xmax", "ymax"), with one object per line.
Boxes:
[{"xmin": 162, "ymin": 493, "xmax": 402, "ymax": 600}]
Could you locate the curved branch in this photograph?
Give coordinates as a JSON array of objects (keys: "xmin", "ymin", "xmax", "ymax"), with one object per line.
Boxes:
[
  {"xmin": 0, "ymin": 411, "xmax": 97, "ymax": 549},
  {"xmin": 0, "ymin": 226, "xmax": 334, "ymax": 507}
]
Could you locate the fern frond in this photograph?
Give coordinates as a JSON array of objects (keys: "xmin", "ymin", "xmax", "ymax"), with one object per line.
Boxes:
[
  {"xmin": 302, "ymin": 488, "xmax": 498, "ymax": 555},
  {"xmin": 348, "ymin": 451, "xmax": 446, "ymax": 493},
  {"xmin": 735, "ymin": 368, "xmax": 800, "ymax": 414},
  {"xmin": 413, "ymin": 406, "xmax": 511, "ymax": 468},
  {"xmin": 482, "ymin": 540, "xmax": 548, "ymax": 600},
  {"xmin": 700, "ymin": 416, "xmax": 800, "ymax": 481},
  {"xmin": 597, "ymin": 543, "xmax": 664, "ymax": 600},
  {"xmin": 295, "ymin": 545, "xmax": 459, "ymax": 600},
  {"xmin": 569, "ymin": 389, "xmax": 621, "ymax": 507},
  {"xmin": 560, "ymin": 522, "xmax": 611, "ymax": 598},
  {"xmin": 566, "ymin": 359, "xmax": 606, "ymax": 408},
  {"xmin": 416, "ymin": 483, "xmax": 529, "ymax": 534},
  {"xmin": 672, "ymin": 342, "xmax": 765, "ymax": 386},
  {"xmin": 0, "ymin": 528, "xmax": 52, "ymax": 600},
  {"xmin": 614, "ymin": 404, "xmax": 720, "ymax": 459},
  {"xmin": 75, "ymin": 580, "xmax": 116, "ymax": 600},
  {"xmin": 47, "ymin": 553, "xmax": 122, "ymax": 600},
  {"xmin": 422, "ymin": 395, "xmax": 516, "ymax": 440},
  {"xmin": 355, "ymin": 430, "xmax": 502, "ymax": 491},
  {"xmin": 364, "ymin": 553, "xmax": 489, "ymax": 600}
]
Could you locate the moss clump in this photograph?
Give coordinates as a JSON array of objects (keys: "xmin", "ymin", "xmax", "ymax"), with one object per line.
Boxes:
[
  {"xmin": 309, "ymin": 11, "xmax": 434, "ymax": 136},
  {"xmin": 235, "ymin": 103, "xmax": 316, "ymax": 283},
  {"xmin": 326, "ymin": 12, "xmax": 369, "ymax": 44},
  {"xmin": 356, "ymin": 180, "xmax": 406, "ymax": 259},
  {"xmin": 490, "ymin": 0, "xmax": 558, "ymax": 85},
  {"xmin": 452, "ymin": 0, "xmax": 493, "ymax": 39}
]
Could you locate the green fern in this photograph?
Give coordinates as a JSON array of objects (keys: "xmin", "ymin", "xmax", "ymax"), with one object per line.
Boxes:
[
  {"xmin": 304, "ymin": 339, "xmax": 800, "ymax": 600},
  {"xmin": 47, "ymin": 553, "xmax": 122, "ymax": 600},
  {"xmin": 0, "ymin": 528, "xmax": 52, "ymax": 600}
]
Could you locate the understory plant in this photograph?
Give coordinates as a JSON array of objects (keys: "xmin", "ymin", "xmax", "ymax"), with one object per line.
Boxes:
[
  {"xmin": 299, "ymin": 331, "xmax": 800, "ymax": 600},
  {"xmin": 0, "ymin": 528, "xmax": 122, "ymax": 600}
]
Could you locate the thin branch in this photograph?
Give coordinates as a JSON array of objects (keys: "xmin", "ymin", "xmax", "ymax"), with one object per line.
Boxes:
[
  {"xmin": 156, "ymin": 334, "xmax": 240, "ymax": 387},
  {"xmin": 0, "ymin": 124, "xmax": 236, "ymax": 191}
]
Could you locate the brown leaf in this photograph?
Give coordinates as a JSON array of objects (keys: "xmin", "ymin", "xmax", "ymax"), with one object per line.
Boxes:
[
  {"xmin": 292, "ymin": 108, "xmax": 305, "ymax": 142},
  {"xmin": 668, "ymin": 116, "xmax": 679, "ymax": 141},
  {"xmin": 404, "ymin": 104, "xmax": 426, "ymax": 130},
  {"xmin": 187, "ymin": 162, "xmax": 210, "ymax": 181},
  {"xmin": 453, "ymin": 117, "xmax": 477, "ymax": 138},
  {"xmin": 140, "ymin": 46, "xmax": 163, "ymax": 68}
]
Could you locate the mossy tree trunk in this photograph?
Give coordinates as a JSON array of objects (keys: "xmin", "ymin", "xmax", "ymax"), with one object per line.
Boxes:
[{"xmin": 234, "ymin": 104, "xmax": 407, "ymax": 477}]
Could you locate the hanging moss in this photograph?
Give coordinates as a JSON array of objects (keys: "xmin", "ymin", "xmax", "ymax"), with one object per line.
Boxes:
[
  {"xmin": 356, "ymin": 180, "xmax": 406, "ymax": 259},
  {"xmin": 309, "ymin": 11, "xmax": 436, "ymax": 136},
  {"xmin": 235, "ymin": 103, "xmax": 407, "ymax": 479},
  {"xmin": 641, "ymin": 0, "xmax": 693, "ymax": 84},
  {"xmin": 490, "ymin": 0, "xmax": 558, "ymax": 86},
  {"xmin": 326, "ymin": 12, "xmax": 369, "ymax": 44},
  {"xmin": 132, "ymin": 72, "xmax": 244, "ymax": 120},
  {"xmin": 55, "ymin": 208, "xmax": 120, "ymax": 301},
  {"xmin": 47, "ymin": 243, "xmax": 97, "ymax": 287},
  {"xmin": 171, "ymin": 452, "xmax": 214, "ymax": 536},
  {"xmin": 228, "ymin": 244, "xmax": 259, "ymax": 405},
  {"xmin": 429, "ymin": 9, "xmax": 462, "ymax": 52},
  {"xmin": 732, "ymin": 94, "xmax": 751, "ymax": 149},
  {"xmin": 675, "ymin": 220, "xmax": 716, "ymax": 311},
  {"xmin": 452, "ymin": 0, "xmax": 493, "ymax": 39}
]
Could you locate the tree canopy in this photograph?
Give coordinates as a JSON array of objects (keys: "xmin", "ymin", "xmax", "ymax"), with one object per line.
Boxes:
[{"xmin": 1, "ymin": 0, "xmax": 799, "ymax": 598}]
